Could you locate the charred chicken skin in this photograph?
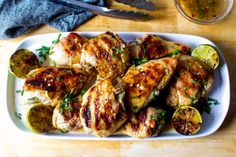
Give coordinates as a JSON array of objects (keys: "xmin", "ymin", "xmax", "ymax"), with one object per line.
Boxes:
[
  {"xmin": 121, "ymin": 57, "xmax": 178, "ymax": 113},
  {"xmin": 50, "ymin": 32, "xmax": 88, "ymax": 66},
  {"xmin": 166, "ymin": 55, "xmax": 214, "ymax": 108},
  {"xmin": 23, "ymin": 66, "xmax": 92, "ymax": 107},
  {"xmin": 123, "ymin": 107, "xmax": 165, "ymax": 138},
  {"xmin": 80, "ymin": 78, "xmax": 127, "ymax": 137},
  {"xmin": 129, "ymin": 34, "xmax": 191, "ymax": 60},
  {"xmin": 80, "ymin": 31, "xmax": 130, "ymax": 78},
  {"xmin": 53, "ymin": 95, "xmax": 83, "ymax": 132}
]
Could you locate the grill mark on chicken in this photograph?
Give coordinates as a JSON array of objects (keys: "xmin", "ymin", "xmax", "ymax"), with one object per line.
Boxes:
[
  {"xmin": 126, "ymin": 64, "xmax": 165, "ymax": 100},
  {"xmin": 166, "ymin": 55, "xmax": 214, "ymax": 108},
  {"xmin": 94, "ymin": 97, "xmax": 101, "ymax": 129},
  {"xmin": 24, "ymin": 67, "xmax": 91, "ymax": 107},
  {"xmin": 121, "ymin": 58, "xmax": 178, "ymax": 113},
  {"xmin": 84, "ymin": 105, "xmax": 91, "ymax": 128},
  {"xmin": 25, "ymin": 67, "xmax": 87, "ymax": 92},
  {"xmin": 123, "ymin": 107, "xmax": 166, "ymax": 138},
  {"xmin": 143, "ymin": 35, "xmax": 168, "ymax": 59},
  {"xmin": 130, "ymin": 109, "xmax": 148, "ymax": 131},
  {"xmin": 129, "ymin": 34, "xmax": 191, "ymax": 60},
  {"xmin": 62, "ymin": 101, "xmax": 81, "ymax": 121},
  {"xmin": 81, "ymin": 32, "xmax": 129, "ymax": 78},
  {"xmin": 80, "ymin": 78, "xmax": 127, "ymax": 137}
]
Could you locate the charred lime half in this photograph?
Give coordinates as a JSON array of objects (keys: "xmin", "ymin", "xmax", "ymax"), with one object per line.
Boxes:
[
  {"xmin": 172, "ymin": 106, "xmax": 202, "ymax": 135},
  {"xmin": 26, "ymin": 103, "xmax": 54, "ymax": 133},
  {"xmin": 9, "ymin": 48, "xmax": 40, "ymax": 78},
  {"xmin": 192, "ymin": 44, "xmax": 219, "ymax": 70}
]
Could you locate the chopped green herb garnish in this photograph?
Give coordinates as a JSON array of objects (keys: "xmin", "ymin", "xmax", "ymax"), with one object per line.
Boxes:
[
  {"xmin": 36, "ymin": 46, "xmax": 51, "ymax": 61},
  {"xmin": 64, "ymin": 69, "xmax": 73, "ymax": 74},
  {"xmin": 132, "ymin": 105, "xmax": 139, "ymax": 110},
  {"xmin": 191, "ymin": 79, "xmax": 198, "ymax": 84},
  {"xmin": 171, "ymin": 50, "xmax": 181, "ymax": 56},
  {"xmin": 200, "ymin": 97, "xmax": 220, "ymax": 114},
  {"xmin": 112, "ymin": 47, "xmax": 124, "ymax": 54},
  {"xmin": 141, "ymin": 44, "xmax": 147, "ymax": 55},
  {"xmin": 112, "ymin": 46, "xmax": 124, "ymax": 58},
  {"xmin": 60, "ymin": 93, "xmax": 78, "ymax": 112},
  {"xmin": 15, "ymin": 112, "xmax": 22, "ymax": 120},
  {"xmin": 40, "ymin": 61, "xmax": 44, "ymax": 65},
  {"xmin": 150, "ymin": 111, "xmax": 166, "ymax": 123},
  {"xmin": 208, "ymin": 97, "xmax": 220, "ymax": 105},
  {"xmin": 131, "ymin": 96, "xmax": 139, "ymax": 99},
  {"xmin": 60, "ymin": 129, "xmax": 69, "ymax": 133},
  {"xmin": 153, "ymin": 89, "xmax": 159, "ymax": 99},
  {"xmin": 56, "ymin": 76, "xmax": 61, "ymax": 81},
  {"xmin": 16, "ymin": 89, "xmax": 24, "ymax": 96},
  {"xmin": 51, "ymin": 60, "xmax": 57, "ymax": 67},
  {"xmin": 132, "ymin": 58, "xmax": 148, "ymax": 66},
  {"xmin": 52, "ymin": 33, "xmax": 62, "ymax": 45},
  {"xmin": 36, "ymin": 33, "xmax": 61, "ymax": 62},
  {"xmin": 27, "ymin": 96, "xmax": 39, "ymax": 101},
  {"xmin": 80, "ymin": 89, "xmax": 86, "ymax": 96}
]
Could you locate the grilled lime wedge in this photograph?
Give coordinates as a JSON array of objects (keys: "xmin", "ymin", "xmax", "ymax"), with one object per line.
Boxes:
[
  {"xmin": 26, "ymin": 103, "xmax": 54, "ymax": 134},
  {"xmin": 191, "ymin": 45, "xmax": 219, "ymax": 69},
  {"xmin": 172, "ymin": 106, "xmax": 202, "ymax": 135},
  {"xmin": 9, "ymin": 49, "xmax": 40, "ymax": 78}
]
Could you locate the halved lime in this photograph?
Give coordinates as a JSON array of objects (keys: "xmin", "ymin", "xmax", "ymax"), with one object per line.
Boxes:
[
  {"xmin": 172, "ymin": 106, "xmax": 202, "ymax": 135},
  {"xmin": 9, "ymin": 49, "xmax": 40, "ymax": 78},
  {"xmin": 191, "ymin": 45, "xmax": 219, "ymax": 69},
  {"xmin": 26, "ymin": 103, "xmax": 54, "ymax": 133}
]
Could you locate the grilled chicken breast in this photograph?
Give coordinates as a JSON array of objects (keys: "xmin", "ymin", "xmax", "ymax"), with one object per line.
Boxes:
[
  {"xmin": 80, "ymin": 78, "xmax": 127, "ymax": 137},
  {"xmin": 80, "ymin": 31, "xmax": 129, "ymax": 78},
  {"xmin": 23, "ymin": 66, "xmax": 91, "ymax": 107},
  {"xmin": 129, "ymin": 34, "xmax": 191, "ymax": 60},
  {"xmin": 123, "ymin": 107, "xmax": 165, "ymax": 138},
  {"xmin": 50, "ymin": 32, "xmax": 88, "ymax": 66},
  {"xmin": 52, "ymin": 95, "xmax": 82, "ymax": 132},
  {"xmin": 121, "ymin": 57, "xmax": 178, "ymax": 113},
  {"xmin": 166, "ymin": 55, "xmax": 214, "ymax": 108}
]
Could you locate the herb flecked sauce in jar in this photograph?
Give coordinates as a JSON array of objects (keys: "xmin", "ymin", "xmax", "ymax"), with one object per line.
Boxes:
[{"xmin": 179, "ymin": 0, "xmax": 223, "ymax": 20}]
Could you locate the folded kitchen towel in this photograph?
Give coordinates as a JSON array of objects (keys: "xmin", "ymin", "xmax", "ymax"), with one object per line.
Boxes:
[{"xmin": 0, "ymin": 0, "xmax": 104, "ymax": 39}]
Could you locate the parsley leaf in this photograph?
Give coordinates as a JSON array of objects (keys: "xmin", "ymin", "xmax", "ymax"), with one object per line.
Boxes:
[
  {"xmin": 150, "ymin": 111, "xmax": 166, "ymax": 123},
  {"xmin": 132, "ymin": 58, "xmax": 148, "ymax": 66},
  {"xmin": 171, "ymin": 50, "xmax": 181, "ymax": 56},
  {"xmin": 36, "ymin": 46, "xmax": 51, "ymax": 61},
  {"xmin": 15, "ymin": 112, "xmax": 22, "ymax": 120},
  {"xmin": 36, "ymin": 33, "xmax": 61, "ymax": 62},
  {"xmin": 200, "ymin": 97, "xmax": 220, "ymax": 114},
  {"xmin": 60, "ymin": 93, "xmax": 78, "ymax": 112},
  {"xmin": 16, "ymin": 89, "xmax": 24, "ymax": 96},
  {"xmin": 52, "ymin": 33, "xmax": 62, "ymax": 45}
]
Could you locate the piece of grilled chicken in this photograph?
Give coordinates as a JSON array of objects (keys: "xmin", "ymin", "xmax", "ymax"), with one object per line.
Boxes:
[
  {"xmin": 80, "ymin": 31, "xmax": 130, "ymax": 78},
  {"xmin": 52, "ymin": 95, "xmax": 82, "ymax": 132},
  {"xmin": 50, "ymin": 32, "xmax": 88, "ymax": 66},
  {"xmin": 121, "ymin": 57, "xmax": 178, "ymax": 113},
  {"xmin": 129, "ymin": 34, "xmax": 191, "ymax": 60},
  {"xmin": 80, "ymin": 78, "xmax": 127, "ymax": 137},
  {"xmin": 166, "ymin": 55, "xmax": 214, "ymax": 108},
  {"xmin": 122, "ymin": 107, "xmax": 165, "ymax": 138},
  {"xmin": 23, "ymin": 66, "xmax": 92, "ymax": 107}
]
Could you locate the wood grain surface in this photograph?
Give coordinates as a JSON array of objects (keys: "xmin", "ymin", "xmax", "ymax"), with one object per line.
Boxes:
[{"xmin": 0, "ymin": 1, "xmax": 236, "ymax": 157}]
